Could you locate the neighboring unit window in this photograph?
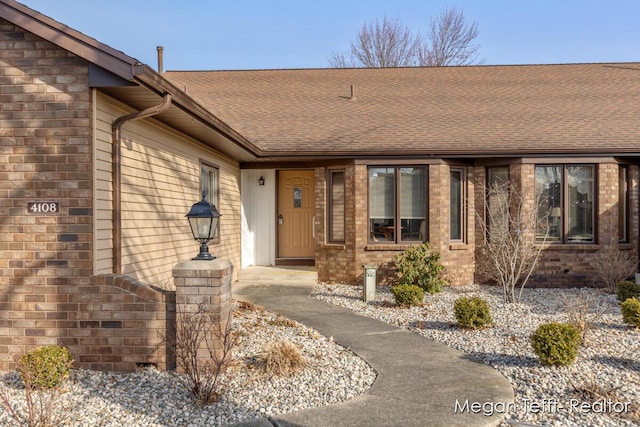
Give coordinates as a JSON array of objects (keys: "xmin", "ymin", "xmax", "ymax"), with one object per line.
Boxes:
[
  {"xmin": 619, "ymin": 166, "xmax": 629, "ymax": 243},
  {"xmin": 450, "ymin": 168, "xmax": 465, "ymax": 241},
  {"xmin": 536, "ymin": 166, "xmax": 562, "ymax": 241},
  {"xmin": 328, "ymin": 170, "xmax": 345, "ymax": 242},
  {"xmin": 369, "ymin": 166, "xmax": 427, "ymax": 243},
  {"xmin": 535, "ymin": 165, "xmax": 595, "ymax": 243},
  {"xmin": 486, "ymin": 166, "xmax": 510, "ymax": 239},
  {"xmin": 200, "ymin": 163, "xmax": 220, "ymax": 240}
]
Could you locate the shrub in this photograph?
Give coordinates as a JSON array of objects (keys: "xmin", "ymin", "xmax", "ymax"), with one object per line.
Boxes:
[
  {"xmin": 394, "ymin": 242, "xmax": 446, "ymax": 294},
  {"xmin": 259, "ymin": 340, "xmax": 307, "ymax": 377},
  {"xmin": 391, "ymin": 284, "xmax": 424, "ymax": 307},
  {"xmin": 453, "ymin": 296, "xmax": 493, "ymax": 329},
  {"xmin": 592, "ymin": 250, "xmax": 638, "ymax": 293},
  {"xmin": 530, "ymin": 322, "xmax": 582, "ymax": 366},
  {"xmin": 617, "ymin": 281, "xmax": 640, "ymax": 303},
  {"xmin": 173, "ymin": 305, "xmax": 238, "ymax": 404},
  {"xmin": 0, "ymin": 345, "xmax": 74, "ymax": 427},
  {"xmin": 19, "ymin": 345, "xmax": 73, "ymax": 390},
  {"xmin": 621, "ymin": 297, "xmax": 640, "ymax": 328},
  {"xmin": 562, "ymin": 289, "xmax": 607, "ymax": 346}
]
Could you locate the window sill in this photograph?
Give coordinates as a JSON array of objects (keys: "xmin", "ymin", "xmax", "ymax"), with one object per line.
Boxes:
[
  {"xmin": 365, "ymin": 244, "xmax": 414, "ymax": 251},
  {"xmin": 535, "ymin": 243, "xmax": 600, "ymax": 251},
  {"xmin": 449, "ymin": 243, "xmax": 469, "ymax": 251},
  {"xmin": 321, "ymin": 243, "xmax": 346, "ymax": 250}
]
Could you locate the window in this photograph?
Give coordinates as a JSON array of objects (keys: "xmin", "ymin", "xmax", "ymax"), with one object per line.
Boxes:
[
  {"xmin": 200, "ymin": 163, "xmax": 220, "ymax": 240},
  {"xmin": 486, "ymin": 166, "xmax": 510, "ymax": 239},
  {"xmin": 535, "ymin": 165, "xmax": 595, "ymax": 243},
  {"xmin": 369, "ymin": 166, "xmax": 427, "ymax": 243},
  {"xmin": 328, "ymin": 170, "xmax": 345, "ymax": 242},
  {"xmin": 619, "ymin": 166, "xmax": 629, "ymax": 243},
  {"xmin": 450, "ymin": 168, "xmax": 466, "ymax": 241}
]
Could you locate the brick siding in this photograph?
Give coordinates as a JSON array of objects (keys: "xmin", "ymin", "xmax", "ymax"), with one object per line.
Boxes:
[
  {"xmin": 316, "ymin": 163, "xmax": 476, "ymax": 286},
  {"xmin": 316, "ymin": 162, "xmax": 638, "ymax": 289},
  {"xmin": 69, "ymin": 275, "xmax": 175, "ymax": 372},
  {"xmin": 0, "ymin": 20, "xmax": 93, "ymax": 370}
]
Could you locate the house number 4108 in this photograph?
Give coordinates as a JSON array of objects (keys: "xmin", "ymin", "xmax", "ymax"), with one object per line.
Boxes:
[{"xmin": 28, "ymin": 202, "xmax": 59, "ymax": 214}]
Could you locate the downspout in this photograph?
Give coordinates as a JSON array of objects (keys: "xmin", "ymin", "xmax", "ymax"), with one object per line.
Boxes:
[{"xmin": 111, "ymin": 93, "xmax": 172, "ymax": 274}]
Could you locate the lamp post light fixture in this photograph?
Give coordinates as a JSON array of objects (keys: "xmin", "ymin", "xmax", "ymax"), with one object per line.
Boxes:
[{"xmin": 186, "ymin": 192, "xmax": 220, "ymax": 260}]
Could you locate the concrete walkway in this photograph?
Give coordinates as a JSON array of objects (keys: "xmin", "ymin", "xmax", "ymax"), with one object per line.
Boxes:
[{"xmin": 229, "ymin": 266, "xmax": 514, "ymax": 427}]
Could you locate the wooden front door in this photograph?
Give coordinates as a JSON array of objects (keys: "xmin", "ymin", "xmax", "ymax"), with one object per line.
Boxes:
[{"xmin": 278, "ymin": 170, "xmax": 315, "ymax": 258}]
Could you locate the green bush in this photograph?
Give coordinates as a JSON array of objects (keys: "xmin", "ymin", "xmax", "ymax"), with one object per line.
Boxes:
[
  {"xmin": 391, "ymin": 284, "xmax": 424, "ymax": 307},
  {"xmin": 453, "ymin": 296, "xmax": 493, "ymax": 329},
  {"xmin": 394, "ymin": 242, "xmax": 446, "ymax": 294},
  {"xmin": 617, "ymin": 281, "xmax": 640, "ymax": 302},
  {"xmin": 19, "ymin": 345, "xmax": 73, "ymax": 389},
  {"xmin": 621, "ymin": 297, "xmax": 640, "ymax": 328},
  {"xmin": 530, "ymin": 322, "xmax": 582, "ymax": 366}
]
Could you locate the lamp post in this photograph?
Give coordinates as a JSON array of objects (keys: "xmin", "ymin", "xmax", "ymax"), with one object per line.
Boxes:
[{"xmin": 186, "ymin": 193, "xmax": 220, "ymax": 260}]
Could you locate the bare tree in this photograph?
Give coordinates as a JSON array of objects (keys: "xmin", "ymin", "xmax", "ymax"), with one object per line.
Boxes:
[
  {"xmin": 329, "ymin": 9, "xmax": 481, "ymax": 68},
  {"xmin": 476, "ymin": 180, "xmax": 546, "ymax": 303},
  {"xmin": 328, "ymin": 16, "xmax": 420, "ymax": 68},
  {"xmin": 418, "ymin": 7, "xmax": 482, "ymax": 66}
]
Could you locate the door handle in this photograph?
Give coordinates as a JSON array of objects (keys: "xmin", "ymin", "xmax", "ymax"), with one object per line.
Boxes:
[{"xmin": 278, "ymin": 214, "xmax": 283, "ymax": 225}]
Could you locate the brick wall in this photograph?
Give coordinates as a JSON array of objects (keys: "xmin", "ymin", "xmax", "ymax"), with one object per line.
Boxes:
[
  {"xmin": 316, "ymin": 163, "xmax": 476, "ymax": 286},
  {"xmin": 527, "ymin": 163, "xmax": 639, "ymax": 287},
  {"xmin": 475, "ymin": 162, "xmax": 639, "ymax": 288},
  {"xmin": 68, "ymin": 275, "xmax": 175, "ymax": 372},
  {"xmin": 0, "ymin": 20, "xmax": 93, "ymax": 369},
  {"xmin": 316, "ymin": 161, "xmax": 637, "ymax": 289},
  {"xmin": 427, "ymin": 163, "xmax": 476, "ymax": 286},
  {"xmin": 316, "ymin": 165, "xmax": 358, "ymax": 284}
]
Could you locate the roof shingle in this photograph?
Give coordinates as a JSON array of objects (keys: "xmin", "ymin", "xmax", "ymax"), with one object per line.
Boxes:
[{"xmin": 165, "ymin": 63, "xmax": 640, "ymax": 157}]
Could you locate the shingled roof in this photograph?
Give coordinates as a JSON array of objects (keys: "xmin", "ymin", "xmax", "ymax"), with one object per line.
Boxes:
[{"xmin": 165, "ymin": 63, "xmax": 640, "ymax": 158}]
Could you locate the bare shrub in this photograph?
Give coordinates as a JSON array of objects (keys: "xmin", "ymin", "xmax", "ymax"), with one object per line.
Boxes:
[
  {"xmin": 268, "ymin": 315, "xmax": 298, "ymax": 328},
  {"xmin": 173, "ymin": 305, "xmax": 238, "ymax": 405},
  {"xmin": 237, "ymin": 300, "xmax": 258, "ymax": 312},
  {"xmin": 258, "ymin": 340, "xmax": 307, "ymax": 377},
  {"xmin": 476, "ymin": 180, "xmax": 546, "ymax": 303},
  {"xmin": 570, "ymin": 373, "xmax": 640, "ymax": 423},
  {"xmin": 561, "ymin": 290, "xmax": 607, "ymax": 346},
  {"xmin": 592, "ymin": 250, "xmax": 638, "ymax": 293}
]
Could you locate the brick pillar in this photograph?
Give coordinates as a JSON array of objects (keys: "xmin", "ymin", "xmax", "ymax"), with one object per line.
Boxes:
[{"xmin": 172, "ymin": 259, "xmax": 233, "ymax": 371}]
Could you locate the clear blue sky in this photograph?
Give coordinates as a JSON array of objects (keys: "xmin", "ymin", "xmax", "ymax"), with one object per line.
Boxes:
[{"xmin": 19, "ymin": 0, "xmax": 640, "ymax": 70}]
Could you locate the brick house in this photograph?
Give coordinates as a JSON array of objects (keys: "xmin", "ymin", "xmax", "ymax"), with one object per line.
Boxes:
[
  {"xmin": 166, "ymin": 66, "xmax": 640, "ymax": 287},
  {"xmin": 1, "ymin": 0, "xmax": 639, "ymax": 369}
]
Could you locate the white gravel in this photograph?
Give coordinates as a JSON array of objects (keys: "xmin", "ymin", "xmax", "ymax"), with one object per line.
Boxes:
[
  {"xmin": 0, "ymin": 301, "xmax": 376, "ymax": 427},
  {"xmin": 312, "ymin": 283, "xmax": 640, "ymax": 427}
]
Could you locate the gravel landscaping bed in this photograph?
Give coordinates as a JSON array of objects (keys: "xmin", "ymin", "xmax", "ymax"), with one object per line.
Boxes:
[
  {"xmin": 312, "ymin": 283, "xmax": 640, "ymax": 427},
  {"xmin": 0, "ymin": 301, "xmax": 376, "ymax": 427}
]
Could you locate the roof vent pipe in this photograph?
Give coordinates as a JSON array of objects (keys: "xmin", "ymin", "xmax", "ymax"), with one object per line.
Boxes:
[
  {"xmin": 350, "ymin": 84, "xmax": 356, "ymax": 101},
  {"xmin": 157, "ymin": 45, "xmax": 164, "ymax": 73}
]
